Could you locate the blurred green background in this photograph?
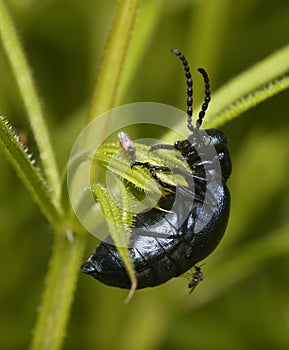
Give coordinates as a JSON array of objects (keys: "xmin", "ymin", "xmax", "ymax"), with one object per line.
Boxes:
[{"xmin": 1, "ymin": 0, "xmax": 289, "ymax": 349}]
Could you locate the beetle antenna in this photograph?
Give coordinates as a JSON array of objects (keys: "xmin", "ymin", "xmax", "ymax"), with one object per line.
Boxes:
[
  {"xmin": 171, "ymin": 49, "xmax": 194, "ymax": 132},
  {"xmin": 196, "ymin": 68, "xmax": 211, "ymax": 129}
]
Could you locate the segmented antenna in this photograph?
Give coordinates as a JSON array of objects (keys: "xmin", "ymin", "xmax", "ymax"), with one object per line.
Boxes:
[
  {"xmin": 196, "ymin": 68, "xmax": 211, "ymax": 129},
  {"xmin": 171, "ymin": 49, "xmax": 194, "ymax": 132},
  {"xmin": 171, "ymin": 49, "xmax": 211, "ymax": 131}
]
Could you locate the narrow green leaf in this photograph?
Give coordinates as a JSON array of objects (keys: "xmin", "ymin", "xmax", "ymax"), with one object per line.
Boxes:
[
  {"xmin": 0, "ymin": 0, "xmax": 61, "ymax": 207},
  {"xmin": 94, "ymin": 142, "xmax": 189, "ymax": 193},
  {"xmin": 92, "ymin": 184, "xmax": 137, "ymax": 299},
  {"xmin": 203, "ymin": 43, "xmax": 289, "ymax": 127},
  {"xmin": 92, "ymin": 184, "xmax": 132, "ymax": 248},
  {"xmin": 86, "ymin": 0, "xmax": 141, "ymax": 124},
  {"xmin": 0, "ymin": 116, "xmax": 61, "ymax": 224}
]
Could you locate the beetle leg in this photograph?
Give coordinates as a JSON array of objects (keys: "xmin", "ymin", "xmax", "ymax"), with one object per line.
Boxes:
[
  {"xmin": 131, "ymin": 161, "xmax": 175, "ymax": 190},
  {"xmin": 149, "ymin": 144, "xmax": 190, "ymax": 164},
  {"xmin": 149, "ymin": 143, "xmax": 176, "ymax": 153}
]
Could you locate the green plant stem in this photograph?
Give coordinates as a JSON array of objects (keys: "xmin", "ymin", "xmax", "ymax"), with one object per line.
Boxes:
[
  {"xmin": 29, "ymin": 0, "xmax": 142, "ymax": 347},
  {"xmin": 0, "ymin": 0, "xmax": 61, "ymax": 209},
  {"xmin": 115, "ymin": 0, "xmax": 166, "ymax": 105},
  {"xmin": 30, "ymin": 231, "xmax": 86, "ymax": 350},
  {"xmin": 86, "ymin": 0, "xmax": 141, "ymax": 124}
]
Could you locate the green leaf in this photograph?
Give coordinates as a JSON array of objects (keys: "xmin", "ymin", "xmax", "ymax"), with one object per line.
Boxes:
[
  {"xmin": 94, "ymin": 141, "xmax": 189, "ymax": 193},
  {"xmin": 0, "ymin": 116, "xmax": 61, "ymax": 224},
  {"xmin": 203, "ymin": 43, "xmax": 289, "ymax": 127},
  {"xmin": 92, "ymin": 183, "xmax": 137, "ymax": 301},
  {"xmin": 0, "ymin": 0, "xmax": 61, "ymax": 206}
]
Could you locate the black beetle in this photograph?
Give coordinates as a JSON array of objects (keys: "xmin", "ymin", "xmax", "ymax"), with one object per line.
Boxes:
[{"xmin": 81, "ymin": 49, "xmax": 231, "ymax": 290}]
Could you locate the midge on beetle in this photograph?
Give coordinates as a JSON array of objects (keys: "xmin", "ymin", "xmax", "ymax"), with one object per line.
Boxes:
[{"xmin": 81, "ymin": 49, "xmax": 232, "ymax": 292}]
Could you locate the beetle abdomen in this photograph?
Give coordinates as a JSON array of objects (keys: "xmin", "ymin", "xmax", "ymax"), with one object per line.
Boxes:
[{"xmin": 81, "ymin": 182, "xmax": 230, "ymax": 289}]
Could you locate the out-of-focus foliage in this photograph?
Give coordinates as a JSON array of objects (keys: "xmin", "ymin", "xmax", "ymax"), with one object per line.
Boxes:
[{"xmin": 1, "ymin": 0, "xmax": 289, "ymax": 349}]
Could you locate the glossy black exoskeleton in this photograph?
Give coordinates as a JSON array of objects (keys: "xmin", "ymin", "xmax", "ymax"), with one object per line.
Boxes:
[{"xmin": 81, "ymin": 49, "xmax": 231, "ymax": 290}]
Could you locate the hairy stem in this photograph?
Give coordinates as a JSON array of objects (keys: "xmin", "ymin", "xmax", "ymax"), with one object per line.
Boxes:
[{"xmin": 30, "ymin": 232, "xmax": 86, "ymax": 350}]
